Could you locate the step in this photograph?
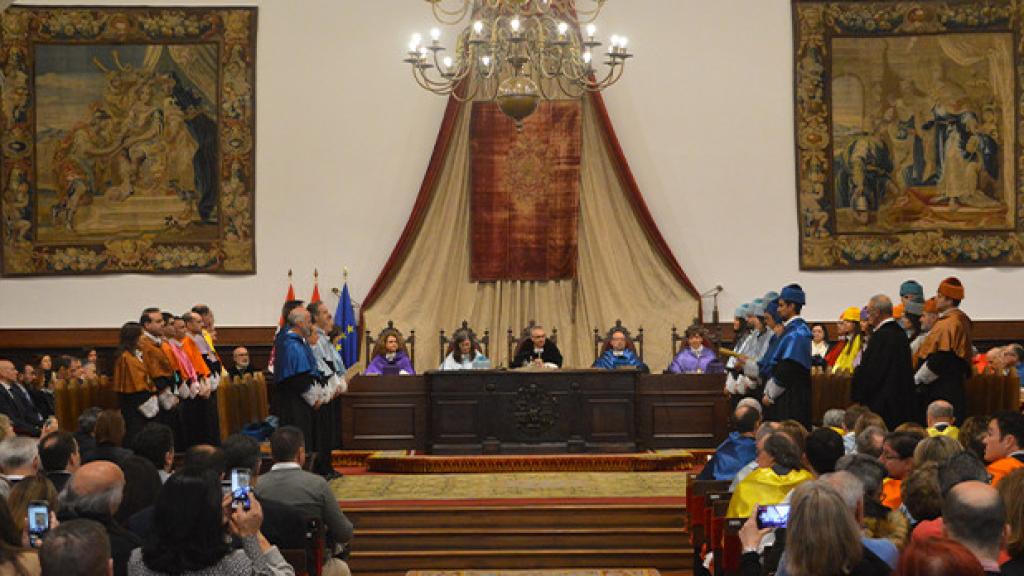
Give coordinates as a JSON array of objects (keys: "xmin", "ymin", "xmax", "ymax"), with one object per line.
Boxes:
[
  {"xmin": 353, "ymin": 526, "xmax": 689, "ymax": 551},
  {"xmin": 345, "ymin": 504, "xmax": 687, "ymax": 530},
  {"xmin": 348, "ymin": 547, "xmax": 693, "ymax": 572}
]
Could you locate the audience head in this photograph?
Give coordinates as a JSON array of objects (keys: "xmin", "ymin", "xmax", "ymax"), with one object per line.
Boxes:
[
  {"xmin": 141, "ymin": 468, "xmax": 232, "ymax": 573},
  {"xmin": 77, "ymin": 406, "xmax": 104, "ymax": 437},
  {"xmin": 94, "ymin": 410, "xmax": 126, "ymax": 447},
  {"xmin": 854, "ymin": 412, "xmax": 888, "ymax": 437},
  {"xmin": 736, "ymin": 397, "xmax": 763, "ymax": 418},
  {"xmin": 943, "ymin": 481, "xmax": 1005, "ymax": 564},
  {"xmin": 39, "ymin": 431, "xmax": 80, "ymax": 473},
  {"xmin": 960, "ymin": 415, "xmax": 990, "ymax": 461},
  {"xmin": 843, "ymin": 405, "xmax": 870, "ymax": 433},
  {"xmin": 778, "ymin": 420, "xmax": 808, "ymax": 453},
  {"xmin": 902, "ymin": 462, "xmax": 943, "ymax": 523},
  {"xmin": 115, "ymin": 456, "xmax": 162, "ymax": 525},
  {"xmin": 819, "ymin": 470, "xmax": 865, "ymax": 522},
  {"xmin": 8, "ymin": 475, "xmax": 58, "ymax": 534},
  {"xmin": 0, "ymin": 498, "xmax": 31, "ymax": 568},
  {"xmin": 897, "ymin": 537, "xmax": 984, "ymax": 576},
  {"xmin": 115, "ymin": 322, "xmax": 143, "ymax": 356},
  {"xmin": 938, "ymin": 452, "xmax": 991, "ymax": 495},
  {"xmin": 926, "ymin": 400, "xmax": 956, "ymax": 427},
  {"xmin": 822, "ymin": 409, "xmax": 846, "ymax": 431},
  {"xmin": 223, "ymin": 434, "xmax": 261, "ymax": 478},
  {"xmin": 811, "ymin": 323, "xmax": 826, "ymax": 344},
  {"xmin": 63, "ymin": 461, "xmax": 125, "ymax": 517},
  {"xmin": 131, "ymin": 423, "xmax": 174, "ymax": 473},
  {"xmin": 895, "ymin": 422, "xmax": 928, "ymax": 438},
  {"xmin": 913, "ymin": 435, "xmax": 963, "ymax": 467},
  {"xmin": 53, "ymin": 355, "xmax": 74, "ymax": 379},
  {"xmin": 39, "ymin": 519, "xmax": 113, "ymax": 576},
  {"xmin": 998, "ymin": 469, "xmax": 1024, "ymax": 560},
  {"xmin": 785, "ymin": 480, "xmax": 862, "ymax": 576},
  {"xmin": 19, "ymin": 363, "xmax": 36, "ymax": 385},
  {"xmin": 0, "ymin": 416, "xmax": 12, "ymax": 443},
  {"xmin": 855, "ymin": 425, "xmax": 886, "ymax": 458},
  {"xmin": 232, "ymin": 347, "xmax": 250, "ymax": 370},
  {"xmin": 183, "ymin": 445, "xmax": 225, "ymax": 478},
  {"xmin": 0, "ymin": 360, "xmax": 16, "ymax": 384},
  {"xmin": 836, "ymin": 452, "xmax": 888, "ymax": 501},
  {"xmin": 270, "ymin": 426, "xmax": 306, "ymax": 465},
  {"xmin": 806, "ymin": 427, "xmax": 844, "ymax": 475},
  {"xmin": 983, "ymin": 411, "xmax": 1024, "ymax": 463},
  {"xmin": 881, "ymin": 431, "xmax": 922, "ymax": 480},
  {"xmin": 757, "ymin": 431, "xmax": 803, "ymax": 471},
  {"xmin": 0, "ymin": 436, "xmax": 39, "ymax": 476},
  {"xmin": 731, "ymin": 405, "xmax": 760, "ymax": 436}
]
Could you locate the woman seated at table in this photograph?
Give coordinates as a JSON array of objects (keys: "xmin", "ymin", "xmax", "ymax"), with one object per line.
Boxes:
[
  {"xmin": 666, "ymin": 325, "xmax": 723, "ymax": 374},
  {"xmin": 440, "ymin": 330, "xmax": 489, "ymax": 370},
  {"xmin": 365, "ymin": 328, "xmax": 415, "ymax": 375},
  {"xmin": 593, "ymin": 328, "xmax": 648, "ymax": 372},
  {"xmin": 810, "ymin": 323, "xmax": 830, "ymax": 369}
]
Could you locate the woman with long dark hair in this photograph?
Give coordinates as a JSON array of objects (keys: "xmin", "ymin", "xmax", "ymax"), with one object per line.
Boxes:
[{"xmin": 0, "ymin": 496, "xmax": 40, "ymax": 575}]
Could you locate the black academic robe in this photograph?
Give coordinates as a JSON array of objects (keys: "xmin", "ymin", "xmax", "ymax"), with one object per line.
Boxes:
[
  {"xmin": 851, "ymin": 320, "xmax": 917, "ymax": 428},
  {"xmin": 769, "ymin": 360, "xmax": 812, "ymax": 428},
  {"xmin": 920, "ymin": 351, "xmax": 970, "ymax": 424},
  {"xmin": 512, "ymin": 339, "xmax": 564, "ymax": 368}
]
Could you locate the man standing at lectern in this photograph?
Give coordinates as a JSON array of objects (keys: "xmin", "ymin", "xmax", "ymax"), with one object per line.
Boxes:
[{"xmin": 762, "ymin": 284, "xmax": 813, "ymax": 427}]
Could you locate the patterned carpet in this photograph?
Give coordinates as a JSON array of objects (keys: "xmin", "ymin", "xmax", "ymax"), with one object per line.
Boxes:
[{"xmin": 330, "ymin": 471, "xmax": 687, "ymax": 502}]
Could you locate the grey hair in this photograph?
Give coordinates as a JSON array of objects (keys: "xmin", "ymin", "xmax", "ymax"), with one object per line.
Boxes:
[
  {"xmin": 737, "ymin": 397, "xmax": 763, "ymax": 415},
  {"xmin": 0, "ymin": 436, "xmax": 38, "ymax": 471},
  {"xmin": 869, "ymin": 294, "xmax": 893, "ymax": 317},
  {"xmin": 755, "ymin": 421, "xmax": 778, "ymax": 441},
  {"xmin": 285, "ymin": 308, "xmax": 306, "ymax": 328},
  {"xmin": 855, "ymin": 425, "xmax": 886, "ymax": 458},
  {"xmin": 926, "ymin": 400, "xmax": 955, "ymax": 420},
  {"xmin": 836, "ymin": 453, "xmax": 886, "ymax": 498},
  {"xmin": 823, "ymin": 409, "xmax": 846, "ymax": 429},
  {"xmin": 61, "ymin": 481, "xmax": 124, "ymax": 517},
  {"xmin": 820, "ymin": 471, "xmax": 864, "ymax": 513}
]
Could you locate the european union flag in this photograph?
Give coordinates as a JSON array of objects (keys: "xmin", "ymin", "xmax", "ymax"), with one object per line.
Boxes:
[{"xmin": 334, "ymin": 282, "xmax": 359, "ymax": 368}]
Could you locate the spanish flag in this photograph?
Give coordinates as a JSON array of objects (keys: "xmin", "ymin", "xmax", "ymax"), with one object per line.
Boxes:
[{"xmin": 726, "ymin": 467, "xmax": 814, "ymax": 519}]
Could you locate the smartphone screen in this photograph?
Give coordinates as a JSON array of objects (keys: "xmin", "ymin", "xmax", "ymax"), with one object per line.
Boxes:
[
  {"xmin": 28, "ymin": 501, "xmax": 49, "ymax": 536},
  {"xmin": 231, "ymin": 468, "xmax": 251, "ymax": 492},
  {"xmin": 756, "ymin": 503, "xmax": 790, "ymax": 530}
]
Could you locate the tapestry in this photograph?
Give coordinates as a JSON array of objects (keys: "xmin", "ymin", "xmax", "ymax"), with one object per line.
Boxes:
[
  {"xmin": 0, "ymin": 6, "xmax": 256, "ymax": 276},
  {"xmin": 470, "ymin": 101, "xmax": 581, "ymax": 281},
  {"xmin": 793, "ymin": 0, "xmax": 1024, "ymax": 269}
]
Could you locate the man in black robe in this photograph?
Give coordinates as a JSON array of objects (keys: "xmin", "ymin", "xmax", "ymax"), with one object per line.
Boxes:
[
  {"xmin": 852, "ymin": 294, "xmax": 917, "ymax": 428},
  {"xmin": 512, "ymin": 325, "xmax": 563, "ymax": 368}
]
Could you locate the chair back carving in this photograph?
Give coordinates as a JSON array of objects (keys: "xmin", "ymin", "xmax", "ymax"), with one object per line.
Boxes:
[
  {"xmin": 439, "ymin": 320, "xmax": 489, "ymax": 364},
  {"xmin": 671, "ymin": 323, "xmax": 714, "ymax": 357},
  {"xmin": 671, "ymin": 325, "xmax": 685, "ymax": 357},
  {"xmin": 507, "ymin": 320, "xmax": 558, "ymax": 362},
  {"xmin": 593, "ymin": 319, "xmax": 644, "ymax": 362},
  {"xmin": 365, "ymin": 320, "xmax": 415, "ymax": 369}
]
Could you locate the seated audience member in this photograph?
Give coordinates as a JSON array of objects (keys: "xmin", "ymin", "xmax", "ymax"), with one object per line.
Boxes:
[
  {"xmin": 0, "ymin": 359, "xmax": 47, "ymax": 436},
  {"xmin": 221, "ymin": 434, "xmax": 308, "ymax": 550},
  {"xmin": 823, "ymin": 408, "xmax": 847, "ymax": 437},
  {"xmin": 229, "ymin": 347, "xmax": 257, "ymax": 378},
  {"xmin": 726, "ymin": 431, "xmax": 813, "ymax": 518},
  {"xmin": 39, "ymin": 431, "xmax": 80, "ymax": 493},
  {"xmin": 666, "ymin": 325, "xmax": 722, "ymax": 374},
  {"xmin": 40, "ymin": 519, "xmax": 111, "ymax": 576},
  {"xmin": 982, "ymin": 411, "xmax": 1024, "ymax": 486},
  {"xmin": 821, "ymin": 471, "xmax": 899, "ymax": 569},
  {"xmin": 729, "ymin": 421, "xmax": 780, "ymax": 491},
  {"xmin": 256, "ymin": 427, "xmax": 353, "ymax": 573},
  {"xmin": 778, "ymin": 420, "xmax": 809, "ymax": 454},
  {"xmin": 130, "ymin": 424, "xmax": 174, "ymax": 483},
  {"xmin": 911, "ymin": 452, "xmax": 993, "ymax": 544},
  {"xmin": 973, "ymin": 345, "xmax": 1022, "ymax": 376},
  {"xmin": 880, "ymin": 431, "xmax": 922, "ymax": 510},
  {"xmin": 592, "ymin": 328, "xmax": 648, "ymax": 372},
  {"xmin": 183, "ymin": 444, "xmax": 225, "ymax": 472},
  {"xmin": 806, "ymin": 427, "xmax": 845, "ymax": 476},
  {"xmin": 8, "ymin": 475, "xmax": 58, "ymax": 536},
  {"xmin": 854, "ymin": 412, "xmax": 888, "ymax": 437},
  {"xmin": 914, "ymin": 435, "xmax": 963, "ymax": 467},
  {"xmin": 810, "ymin": 323, "xmax": 830, "ymax": 369},
  {"xmin": 942, "ymin": 481, "xmax": 1006, "ymax": 575},
  {"xmin": 129, "ymin": 468, "xmax": 294, "ymax": 576},
  {"xmin": 75, "ymin": 407, "xmax": 104, "ymax": 462},
  {"xmin": 23, "ymin": 363, "xmax": 55, "ymax": 420},
  {"xmin": 902, "ymin": 462, "xmax": 942, "ymax": 529},
  {"xmin": 512, "ymin": 325, "xmax": 563, "ymax": 369},
  {"xmin": 0, "ymin": 436, "xmax": 41, "ymax": 493},
  {"xmin": 60, "ymin": 461, "xmax": 140, "ymax": 576},
  {"xmin": 364, "ymin": 329, "xmax": 415, "ymax": 375},
  {"xmin": 85, "ymin": 411, "xmax": 132, "ymax": 466},
  {"xmin": 115, "ymin": 456, "xmax": 161, "ymax": 527},
  {"xmin": 897, "ymin": 537, "xmax": 984, "ymax": 576},
  {"xmin": 836, "ymin": 453, "xmax": 908, "ymax": 548},
  {"xmin": 37, "ymin": 355, "xmax": 54, "ymax": 389},
  {"xmin": 738, "ymin": 480, "xmax": 891, "ymax": 576},
  {"xmin": 896, "ymin": 422, "xmax": 929, "ymax": 439},
  {"xmin": 0, "ymin": 416, "xmax": 12, "ymax": 443},
  {"xmin": 843, "ymin": 405, "xmax": 871, "ymax": 453},
  {"xmin": 961, "ymin": 415, "xmax": 991, "ymax": 461},
  {"xmin": 0, "ymin": 496, "xmax": 40, "ymax": 575},
  {"xmin": 926, "ymin": 399, "xmax": 959, "ymax": 440},
  {"xmin": 440, "ymin": 330, "xmax": 487, "ymax": 371},
  {"xmin": 856, "ymin": 425, "xmax": 887, "ymax": 458},
  {"xmin": 997, "ymin": 469, "xmax": 1024, "ymax": 575},
  {"xmin": 697, "ymin": 404, "xmax": 759, "ymax": 480}
]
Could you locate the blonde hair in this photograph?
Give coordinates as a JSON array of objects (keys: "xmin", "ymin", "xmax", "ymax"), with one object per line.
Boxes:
[
  {"xmin": 998, "ymin": 468, "xmax": 1024, "ymax": 558},
  {"xmin": 0, "ymin": 415, "xmax": 11, "ymax": 442},
  {"xmin": 7, "ymin": 475, "xmax": 58, "ymax": 535},
  {"xmin": 854, "ymin": 412, "xmax": 888, "ymax": 437},
  {"xmin": 913, "ymin": 435, "xmax": 963, "ymax": 467},
  {"xmin": 785, "ymin": 481, "xmax": 863, "ymax": 576}
]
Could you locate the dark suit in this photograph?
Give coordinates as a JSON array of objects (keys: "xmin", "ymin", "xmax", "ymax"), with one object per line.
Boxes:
[
  {"xmin": 47, "ymin": 471, "xmax": 72, "ymax": 493},
  {"xmin": 75, "ymin": 432, "xmax": 97, "ymax": 462},
  {"xmin": 84, "ymin": 444, "xmax": 133, "ymax": 466},
  {"xmin": 0, "ymin": 381, "xmax": 44, "ymax": 435},
  {"xmin": 512, "ymin": 339, "xmax": 563, "ymax": 368}
]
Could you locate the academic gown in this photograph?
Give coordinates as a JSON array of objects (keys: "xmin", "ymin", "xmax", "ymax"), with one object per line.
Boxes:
[
  {"xmin": 592, "ymin": 349, "xmax": 648, "ymax": 372},
  {"xmin": 667, "ymin": 346, "xmax": 723, "ymax": 374},
  {"xmin": 851, "ymin": 319, "xmax": 917, "ymax": 428},
  {"xmin": 273, "ymin": 330, "xmax": 319, "ymax": 450},
  {"xmin": 763, "ymin": 318, "xmax": 813, "ymax": 428},
  {"xmin": 914, "ymin": 308, "xmax": 972, "ymax": 423},
  {"xmin": 365, "ymin": 351, "xmax": 415, "ymax": 375},
  {"xmin": 512, "ymin": 340, "xmax": 563, "ymax": 368}
]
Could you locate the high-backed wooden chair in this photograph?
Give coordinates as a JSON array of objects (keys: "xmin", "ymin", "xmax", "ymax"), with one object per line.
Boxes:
[
  {"xmin": 593, "ymin": 319, "xmax": 644, "ymax": 362},
  {"xmin": 439, "ymin": 320, "xmax": 489, "ymax": 364},
  {"xmin": 507, "ymin": 320, "xmax": 558, "ymax": 364},
  {"xmin": 364, "ymin": 320, "xmax": 415, "ymax": 369}
]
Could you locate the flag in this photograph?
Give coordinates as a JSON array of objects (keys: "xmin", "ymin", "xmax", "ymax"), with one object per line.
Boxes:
[
  {"xmin": 269, "ymin": 274, "xmax": 296, "ymax": 373},
  {"xmin": 334, "ymin": 282, "xmax": 358, "ymax": 368},
  {"xmin": 311, "ymin": 269, "xmax": 322, "ymax": 303}
]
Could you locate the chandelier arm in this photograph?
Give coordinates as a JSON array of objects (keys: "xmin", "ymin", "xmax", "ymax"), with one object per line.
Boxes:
[{"xmin": 411, "ymin": 67, "xmax": 453, "ymax": 95}]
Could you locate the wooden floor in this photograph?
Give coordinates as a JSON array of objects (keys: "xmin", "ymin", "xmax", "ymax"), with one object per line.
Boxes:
[{"xmin": 345, "ymin": 503, "xmax": 692, "ymax": 575}]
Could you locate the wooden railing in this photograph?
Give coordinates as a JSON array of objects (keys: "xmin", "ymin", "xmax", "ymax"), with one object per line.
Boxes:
[{"xmin": 50, "ymin": 373, "xmax": 270, "ymax": 438}]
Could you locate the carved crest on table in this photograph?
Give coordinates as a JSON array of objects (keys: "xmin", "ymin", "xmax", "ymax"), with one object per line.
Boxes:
[{"xmin": 513, "ymin": 383, "xmax": 558, "ymax": 435}]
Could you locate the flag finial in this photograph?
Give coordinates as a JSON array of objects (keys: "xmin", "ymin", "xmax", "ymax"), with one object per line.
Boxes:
[
  {"xmin": 343, "ymin": 267, "xmax": 349, "ymax": 281},
  {"xmin": 314, "ymin": 268, "xmax": 319, "ymax": 280},
  {"xmin": 287, "ymin": 269, "xmax": 293, "ymax": 279}
]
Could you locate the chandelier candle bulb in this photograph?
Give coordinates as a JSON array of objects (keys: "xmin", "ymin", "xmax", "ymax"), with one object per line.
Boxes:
[
  {"xmin": 586, "ymin": 23, "xmax": 596, "ymax": 39},
  {"xmin": 473, "ymin": 20, "xmax": 483, "ymax": 35},
  {"xmin": 510, "ymin": 18, "xmax": 521, "ymax": 33},
  {"xmin": 430, "ymin": 27, "xmax": 441, "ymax": 42}
]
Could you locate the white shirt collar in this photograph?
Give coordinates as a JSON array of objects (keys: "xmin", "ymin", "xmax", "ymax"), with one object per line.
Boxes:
[
  {"xmin": 878, "ymin": 317, "xmax": 897, "ymax": 328},
  {"xmin": 783, "ymin": 315, "xmax": 801, "ymax": 326},
  {"xmin": 270, "ymin": 462, "xmax": 302, "ymax": 471},
  {"xmin": 143, "ymin": 331, "xmax": 162, "ymax": 344}
]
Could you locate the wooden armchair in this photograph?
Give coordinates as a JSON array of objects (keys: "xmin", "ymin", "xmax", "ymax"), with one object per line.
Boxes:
[
  {"xmin": 507, "ymin": 320, "xmax": 558, "ymax": 363},
  {"xmin": 364, "ymin": 320, "xmax": 415, "ymax": 369},
  {"xmin": 593, "ymin": 319, "xmax": 644, "ymax": 362},
  {"xmin": 671, "ymin": 323, "xmax": 715, "ymax": 357},
  {"xmin": 439, "ymin": 320, "xmax": 489, "ymax": 364}
]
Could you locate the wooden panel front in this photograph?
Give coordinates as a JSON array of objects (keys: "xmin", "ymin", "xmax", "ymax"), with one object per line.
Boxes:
[
  {"xmin": 637, "ymin": 374, "xmax": 729, "ymax": 449},
  {"xmin": 342, "ymin": 375, "xmax": 428, "ymax": 451}
]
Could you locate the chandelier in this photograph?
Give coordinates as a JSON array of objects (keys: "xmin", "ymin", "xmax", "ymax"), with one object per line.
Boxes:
[{"xmin": 403, "ymin": 0, "xmax": 633, "ymax": 130}]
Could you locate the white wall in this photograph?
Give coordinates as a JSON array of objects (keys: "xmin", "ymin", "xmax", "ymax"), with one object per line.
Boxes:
[{"xmin": 0, "ymin": 0, "xmax": 1018, "ymax": 328}]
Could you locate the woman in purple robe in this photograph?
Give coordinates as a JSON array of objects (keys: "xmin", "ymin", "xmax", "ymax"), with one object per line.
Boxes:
[
  {"xmin": 365, "ymin": 329, "xmax": 415, "ymax": 375},
  {"xmin": 667, "ymin": 325, "xmax": 723, "ymax": 374}
]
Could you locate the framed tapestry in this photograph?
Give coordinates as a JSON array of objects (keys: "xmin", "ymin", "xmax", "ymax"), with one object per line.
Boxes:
[
  {"xmin": 0, "ymin": 6, "xmax": 256, "ymax": 276},
  {"xmin": 793, "ymin": 0, "xmax": 1024, "ymax": 269}
]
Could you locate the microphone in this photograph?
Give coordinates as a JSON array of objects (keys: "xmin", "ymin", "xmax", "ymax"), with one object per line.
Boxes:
[{"xmin": 701, "ymin": 285, "xmax": 724, "ymax": 297}]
